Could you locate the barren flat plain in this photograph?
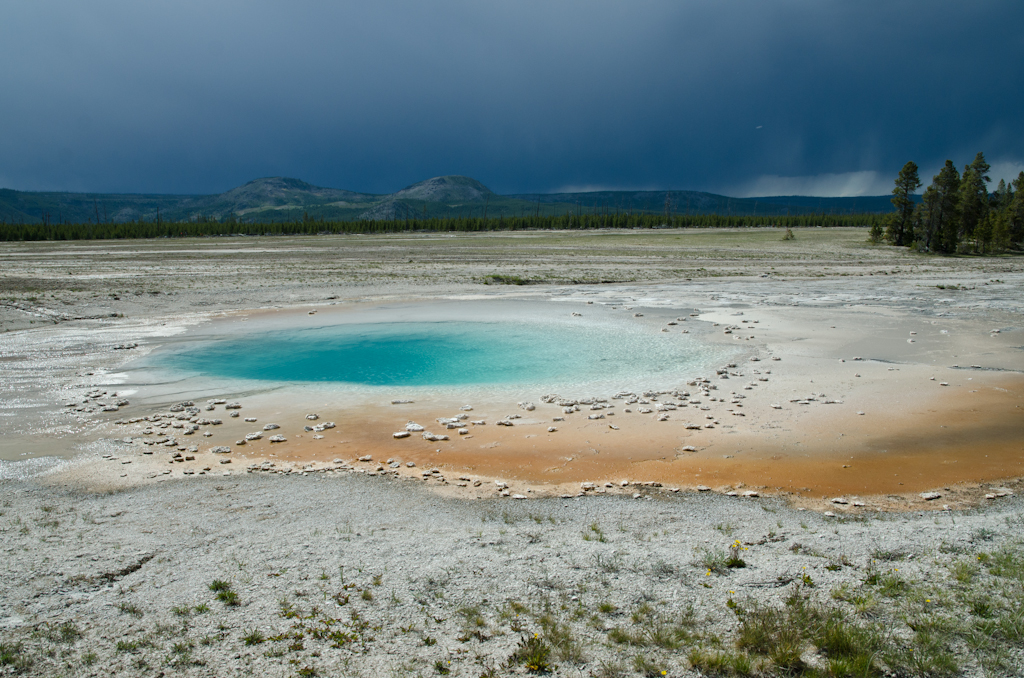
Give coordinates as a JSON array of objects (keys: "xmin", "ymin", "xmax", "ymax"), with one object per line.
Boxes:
[{"xmin": 1, "ymin": 227, "xmax": 1023, "ymax": 677}]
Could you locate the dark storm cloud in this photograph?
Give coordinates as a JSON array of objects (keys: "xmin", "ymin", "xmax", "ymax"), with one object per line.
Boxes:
[{"xmin": 1, "ymin": 0, "xmax": 1022, "ymax": 196}]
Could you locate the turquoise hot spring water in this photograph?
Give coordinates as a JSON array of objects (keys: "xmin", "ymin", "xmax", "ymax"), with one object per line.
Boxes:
[{"xmin": 155, "ymin": 317, "xmax": 725, "ymax": 392}]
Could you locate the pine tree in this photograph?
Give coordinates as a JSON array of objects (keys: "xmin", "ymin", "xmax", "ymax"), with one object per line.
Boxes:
[
  {"xmin": 958, "ymin": 152, "xmax": 990, "ymax": 250},
  {"xmin": 916, "ymin": 160, "xmax": 961, "ymax": 252},
  {"xmin": 990, "ymin": 212, "xmax": 1011, "ymax": 253},
  {"xmin": 975, "ymin": 211, "xmax": 994, "ymax": 253},
  {"xmin": 1009, "ymin": 171, "xmax": 1024, "ymax": 247},
  {"xmin": 885, "ymin": 161, "xmax": 921, "ymax": 246},
  {"xmin": 991, "ymin": 178, "xmax": 1009, "ymax": 211}
]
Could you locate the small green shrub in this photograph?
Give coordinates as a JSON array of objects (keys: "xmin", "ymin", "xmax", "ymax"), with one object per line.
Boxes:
[
  {"xmin": 242, "ymin": 628, "xmax": 265, "ymax": 645},
  {"xmin": 34, "ymin": 620, "xmax": 81, "ymax": 643},
  {"xmin": 0, "ymin": 642, "xmax": 32, "ymax": 673},
  {"xmin": 510, "ymin": 634, "xmax": 553, "ymax": 673},
  {"xmin": 607, "ymin": 627, "xmax": 644, "ymax": 645},
  {"xmin": 687, "ymin": 647, "xmax": 752, "ymax": 676},
  {"xmin": 116, "ymin": 638, "xmax": 149, "ymax": 653},
  {"xmin": 632, "ymin": 653, "xmax": 663, "ymax": 677},
  {"xmin": 458, "ymin": 606, "xmax": 487, "ymax": 629},
  {"xmin": 986, "ymin": 544, "xmax": 1024, "ymax": 580},
  {"xmin": 595, "ymin": 659, "xmax": 628, "ymax": 678},
  {"xmin": 116, "ymin": 601, "xmax": 144, "ymax": 618},
  {"xmin": 696, "ymin": 547, "xmax": 729, "ymax": 575},
  {"xmin": 727, "ymin": 540, "xmax": 747, "ymax": 568},
  {"xmin": 539, "ymin": 615, "xmax": 584, "ymax": 663}
]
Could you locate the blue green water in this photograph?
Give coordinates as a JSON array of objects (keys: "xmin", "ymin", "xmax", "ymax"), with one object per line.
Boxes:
[{"xmin": 160, "ymin": 320, "xmax": 712, "ymax": 389}]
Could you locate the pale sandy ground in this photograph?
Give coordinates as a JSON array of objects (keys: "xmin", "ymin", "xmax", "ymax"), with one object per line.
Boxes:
[
  {"xmin": 1, "ymin": 228, "xmax": 1023, "ymax": 676},
  {"xmin": 1, "ymin": 229, "xmax": 1020, "ymax": 508}
]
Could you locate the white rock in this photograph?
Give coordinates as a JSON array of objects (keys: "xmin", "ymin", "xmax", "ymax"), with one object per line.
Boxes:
[
  {"xmin": 696, "ymin": 485, "xmax": 711, "ymax": 492},
  {"xmin": 920, "ymin": 491, "xmax": 941, "ymax": 500},
  {"xmin": 306, "ymin": 414, "xmax": 319, "ymax": 420},
  {"xmin": 268, "ymin": 435, "xmax": 286, "ymax": 443},
  {"xmin": 263, "ymin": 423, "xmax": 280, "ymax": 431},
  {"xmin": 405, "ymin": 422, "xmax": 425, "ymax": 432},
  {"xmin": 393, "ymin": 431, "xmax": 411, "ymax": 439},
  {"xmin": 210, "ymin": 446, "xmax": 231, "ymax": 454},
  {"xmin": 422, "ymin": 432, "xmax": 449, "ymax": 441}
]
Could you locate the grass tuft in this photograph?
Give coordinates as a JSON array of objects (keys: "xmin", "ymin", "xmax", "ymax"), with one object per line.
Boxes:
[
  {"xmin": 510, "ymin": 634, "xmax": 553, "ymax": 673},
  {"xmin": 241, "ymin": 628, "xmax": 265, "ymax": 645}
]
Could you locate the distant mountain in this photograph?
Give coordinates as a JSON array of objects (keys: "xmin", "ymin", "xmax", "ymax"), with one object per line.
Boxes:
[
  {"xmin": 212, "ymin": 177, "xmax": 376, "ymax": 213},
  {"xmin": 0, "ymin": 174, "xmax": 901, "ymax": 225},
  {"xmin": 391, "ymin": 175, "xmax": 493, "ymax": 203}
]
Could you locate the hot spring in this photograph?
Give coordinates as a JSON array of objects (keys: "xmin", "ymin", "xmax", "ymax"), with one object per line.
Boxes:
[{"xmin": 143, "ymin": 302, "xmax": 730, "ymax": 395}]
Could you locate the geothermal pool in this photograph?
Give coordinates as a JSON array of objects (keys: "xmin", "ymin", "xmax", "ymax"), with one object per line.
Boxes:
[{"xmin": 148, "ymin": 306, "xmax": 727, "ymax": 394}]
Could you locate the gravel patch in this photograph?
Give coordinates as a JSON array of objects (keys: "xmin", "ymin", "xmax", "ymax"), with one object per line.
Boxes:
[{"xmin": 2, "ymin": 473, "xmax": 1023, "ymax": 676}]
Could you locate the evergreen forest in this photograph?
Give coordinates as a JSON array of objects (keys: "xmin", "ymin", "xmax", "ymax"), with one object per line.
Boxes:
[{"xmin": 876, "ymin": 152, "xmax": 1023, "ymax": 253}]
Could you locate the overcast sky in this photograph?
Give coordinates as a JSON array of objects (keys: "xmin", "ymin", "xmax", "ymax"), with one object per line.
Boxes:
[{"xmin": 1, "ymin": 1, "xmax": 1022, "ymax": 197}]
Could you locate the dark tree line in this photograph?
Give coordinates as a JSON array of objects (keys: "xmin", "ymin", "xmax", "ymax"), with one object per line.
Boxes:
[
  {"xmin": 875, "ymin": 153, "xmax": 1023, "ymax": 253},
  {"xmin": 0, "ymin": 212, "xmax": 881, "ymax": 242}
]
